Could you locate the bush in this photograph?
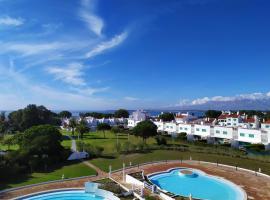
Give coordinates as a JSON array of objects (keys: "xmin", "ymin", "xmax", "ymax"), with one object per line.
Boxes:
[
  {"xmin": 155, "ymin": 135, "xmax": 167, "ymax": 146},
  {"xmin": 77, "ymin": 142, "xmax": 104, "ymax": 158},
  {"xmin": 246, "ymin": 144, "xmax": 266, "ymax": 152},
  {"xmin": 177, "ymin": 132, "xmax": 187, "ymax": 140}
]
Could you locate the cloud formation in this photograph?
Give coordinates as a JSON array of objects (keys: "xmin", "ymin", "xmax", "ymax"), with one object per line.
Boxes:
[
  {"xmin": 86, "ymin": 31, "xmax": 128, "ymax": 58},
  {"xmin": 0, "ymin": 16, "xmax": 24, "ymax": 26},
  {"xmin": 176, "ymin": 92, "xmax": 270, "ymax": 106},
  {"xmin": 46, "ymin": 63, "xmax": 86, "ymax": 86},
  {"xmin": 79, "ymin": 0, "xmax": 104, "ymax": 36}
]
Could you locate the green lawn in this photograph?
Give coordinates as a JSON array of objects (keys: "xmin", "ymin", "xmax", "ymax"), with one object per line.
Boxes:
[
  {"xmin": 1, "ymin": 161, "xmax": 96, "ymax": 190},
  {"xmin": 90, "ymin": 150, "xmax": 270, "ymax": 175}
]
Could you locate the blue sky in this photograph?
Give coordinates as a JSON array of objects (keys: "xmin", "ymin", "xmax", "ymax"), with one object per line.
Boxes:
[{"xmin": 0, "ymin": 0, "xmax": 269, "ymax": 110}]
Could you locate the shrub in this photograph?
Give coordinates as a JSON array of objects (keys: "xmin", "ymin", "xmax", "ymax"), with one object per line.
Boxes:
[{"xmin": 155, "ymin": 135, "xmax": 167, "ymax": 145}]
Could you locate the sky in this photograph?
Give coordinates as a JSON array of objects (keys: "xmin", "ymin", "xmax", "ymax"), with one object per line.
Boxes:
[{"xmin": 0, "ymin": 0, "xmax": 270, "ymax": 110}]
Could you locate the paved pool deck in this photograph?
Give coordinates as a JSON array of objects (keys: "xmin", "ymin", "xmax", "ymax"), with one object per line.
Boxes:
[{"xmin": 1, "ymin": 161, "xmax": 270, "ymax": 200}]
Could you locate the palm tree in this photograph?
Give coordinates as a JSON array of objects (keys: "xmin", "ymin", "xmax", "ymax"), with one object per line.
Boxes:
[{"xmin": 69, "ymin": 118, "xmax": 77, "ymax": 137}]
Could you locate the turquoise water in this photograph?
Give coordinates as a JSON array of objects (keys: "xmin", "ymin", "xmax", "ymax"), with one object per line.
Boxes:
[
  {"xmin": 20, "ymin": 190, "xmax": 105, "ymax": 200},
  {"xmin": 149, "ymin": 168, "xmax": 245, "ymax": 200}
]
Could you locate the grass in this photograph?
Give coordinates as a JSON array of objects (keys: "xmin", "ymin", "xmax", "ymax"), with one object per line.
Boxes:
[
  {"xmin": 1, "ymin": 161, "xmax": 96, "ymax": 190},
  {"xmin": 90, "ymin": 150, "xmax": 270, "ymax": 175}
]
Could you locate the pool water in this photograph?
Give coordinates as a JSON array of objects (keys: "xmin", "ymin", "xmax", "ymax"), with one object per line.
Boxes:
[
  {"xmin": 149, "ymin": 168, "xmax": 245, "ymax": 200},
  {"xmin": 20, "ymin": 190, "xmax": 105, "ymax": 200}
]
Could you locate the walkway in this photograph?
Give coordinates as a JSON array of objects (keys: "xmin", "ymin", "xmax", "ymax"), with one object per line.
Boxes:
[
  {"xmin": 66, "ymin": 135, "xmax": 77, "ymax": 152},
  {"xmin": 83, "ymin": 161, "xmax": 108, "ymax": 177}
]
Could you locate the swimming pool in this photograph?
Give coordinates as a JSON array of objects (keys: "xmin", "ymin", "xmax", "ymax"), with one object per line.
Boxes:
[
  {"xmin": 148, "ymin": 168, "xmax": 246, "ymax": 200},
  {"xmin": 16, "ymin": 189, "xmax": 115, "ymax": 200}
]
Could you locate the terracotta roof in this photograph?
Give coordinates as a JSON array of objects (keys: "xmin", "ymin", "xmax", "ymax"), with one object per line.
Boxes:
[
  {"xmin": 227, "ymin": 114, "xmax": 240, "ymax": 118},
  {"xmin": 243, "ymin": 118, "xmax": 255, "ymax": 123},
  {"xmin": 218, "ymin": 114, "xmax": 228, "ymax": 119},
  {"xmin": 263, "ymin": 119, "xmax": 270, "ymax": 124},
  {"xmin": 175, "ymin": 115, "xmax": 186, "ymax": 119}
]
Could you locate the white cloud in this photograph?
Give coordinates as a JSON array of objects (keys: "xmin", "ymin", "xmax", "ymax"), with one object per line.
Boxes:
[
  {"xmin": 71, "ymin": 86, "xmax": 109, "ymax": 95},
  {"xmin": 124, "ymin": 96, "xmax": 139, "ymax": 101},
  {"xmin": 86, "ymin": 31, "xmax": 128, "ymax": 58},
  {"xmin": 0, "ymin": 42, "xmax": 66, "ymax": 56},
  {"xmin": 46, "ymin": 63, "xmax": 86, "ymax": 86},
  {"xmin": 79, "ymin": 0, "xmax": 104, "ymax": 36},
  {"xmin": 176, "ymin": 92, "xmax": 270, "ymax": 106},
  {"xmin": 0, "ymin": 16, "xmax": 24, "ymax": 26}
]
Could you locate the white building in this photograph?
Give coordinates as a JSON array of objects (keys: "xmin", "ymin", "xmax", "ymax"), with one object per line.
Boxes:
[
  {"xmin": 213, "ymin": 126, "xmax": 234, "ymax": 140},
  {"xmin": 261, "ymin": 120, "xmax": 270, "ymax": 131},
  {"xmin": 127, "ymin": 110, "xmax": 149, "ymax": 128},
  {"xmin": 154, "ymin": 121, "xmax": 165, "ymax": 132},
  {"xmin": 237, "ymin": 128, "xmax": 262, "ymax": 144},
  {"xmin": 164, "ymin": 122, "xmax": 178, "ymax": 135},
  {"xmin": 175, "ymin": 112, "xmax": 197, "ymax": 123},
  {"xmin": 177, "ymin": 123, "xmax": 192, "ymax": 135},
  {"xmin": 193, "ymin": 124, "xmax": 211, "ymax": 138}
]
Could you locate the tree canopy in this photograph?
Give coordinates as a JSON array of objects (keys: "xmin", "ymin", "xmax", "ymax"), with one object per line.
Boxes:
[
  {"xmin": 133, "ymin": 120, "xmax": 158, "ymax": 142},
  {"xmin": 114, "ymin": 109, "xmax": 129, "ymax": 118},
  {"xmin": 58, "ymin": 110, "xmax": 72, "ymax": 118},
  {"xmin": 205, "ymin": 110, "xmax": 222, "ymax": 118},
  {"xmin": 97, "ymin": 123, "xmax": 111, "ymax": 138},
  {"xmin": 76, "ymin": 119, "xmax": 89, "ymax": 139},
  {"xmin": 8, "ymin": 104, "xmax": 60, "ymax": 131},
  {"xmin": 158, "ymin": 112, "xmax": 175, "ymax": 122}
]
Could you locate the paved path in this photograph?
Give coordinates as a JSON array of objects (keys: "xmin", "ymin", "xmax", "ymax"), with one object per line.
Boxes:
[
  {"xmin": 66, "ymin": 135, "xmax": 77, "ymax": 152},
  {"xmin": 83, "ymin": 161, "xmax": 108, "ymax": 177}
]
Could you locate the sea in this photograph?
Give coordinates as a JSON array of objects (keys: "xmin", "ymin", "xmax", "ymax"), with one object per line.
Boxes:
[{"xmin": 1, "ymin": 110, "xmax": 205, "ymax": 118}]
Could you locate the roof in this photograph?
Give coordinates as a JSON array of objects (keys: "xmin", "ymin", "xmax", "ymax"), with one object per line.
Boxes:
[
  {"xmin": 175, "ymin": 115, "xmax": 186, "ymax": 119},
  {"xmin": 243, "ymin": 118, "xmax": 255, "ymax": 123},
  {"xmin": 263, "ymin": 119, "xmax": 270, "ymax": 124},
  {"xmin": 218, "ymin": 113, "xmax": 240, "ymax": 119},
  {"xmin": 218, "ymin": 114, "xmax": 228, "ymax": 119}
]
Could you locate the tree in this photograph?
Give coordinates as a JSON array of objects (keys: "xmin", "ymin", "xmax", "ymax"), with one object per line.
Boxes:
[
  {"xmin": 114, "ymin": 109, "xmax": 129, "ymax": 118},
  {"xmin": 58, "ymin": 111, "xmax": 72, "ymax": 119},
  {"xmin": 69, "ymin": 118, "xmax": 77, "ymax": 136},
  {"xmin": 97, "ymin": 123, "xmax": 111, "ymax": 138},
  {"xmin": 133, "ymin": 120, "xmax": 158, "ymax": 143},
  {"xmin": 76, "ymin": 120, "xmax": 89, "ymax": 139},
  {"xmin": 158, "ymin": 113, "xmax": 175, "ymax": 122},
  {"xmin": 8, "ymin": 104, "xmax": 60, "ymax": 131},
  {"xmin": 20, "ymin": 125, "xmax": 65, "ymax": 169},
  {"xmin": 205, "ymin": 110, "xmax": 222, "ymax": 118}
]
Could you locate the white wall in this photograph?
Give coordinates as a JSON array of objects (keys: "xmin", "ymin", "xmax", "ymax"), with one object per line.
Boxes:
[
  {"xmin": 154, "ymin": 121, "xmax": 165, "ymax": 132},
  {"xmin": 125, "ymin": 174, "xmax": 144, "ymax": 187},
  {"xmin": 194, "ymin": 124, "xmax": 211, "ymax": 137},
  {"xmin": 237, "ymin": 128, "xmax": 262, "ymax": 144},
  {"xmin": 213, "ymin": 126, "xmax": 233, "ymax": 140},
  {"xmin": 177, "ymin": 124, "xmax": 192, "ymax": 135},
  {"xmin": 164, "ymin": 122, "xmax": 177, "ymax": 134}
]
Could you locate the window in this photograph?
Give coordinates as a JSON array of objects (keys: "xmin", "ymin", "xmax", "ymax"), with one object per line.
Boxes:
[
  {"xmin": 228, "ymin": 119, "xmax": 231, "ymax": 121},
  {"xmin": 266, "ymin": 125, "xmax": 270, "ymax": 128},
  {"xmin": 180, "ymin": 127, "xmax": 183, "ymax": 130},
  {"xmin": 196, "ymin": 128, "xmax": 199, "ymax": 131},
  {"xmin": 233, "ymin": 119, "xmax": 237, "ymax": 121},
  {"xmin": 249, "ymin": 134, "xmax": 255, "ymax": 138},
  {"xmin": 223, "ymin": 131, "xmax": 227, "ymax": 135},
  {"xmin": 202, "ymin": 129, "xmax": 206, "ymax": 132},
  {"xmin": 240, "ymin": 133, "xmax": 245, "ymax": 137},
  {"xmin": 185, "ymin": 128, "xmax": 188, "ymax": 130},
  {"xmin": 216, "ymin": 130, "xmax": 220, "ymax": 134},
  {"xmin": 233, "ymin": 123, "xmax": 236, "ymax": 126},
  {"xmin": 227, "ymin": 123, "xmax": 231, "ymax": 125}
]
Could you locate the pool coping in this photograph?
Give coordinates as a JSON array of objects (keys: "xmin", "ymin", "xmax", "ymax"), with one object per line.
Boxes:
[{"xmin": 147, "ymin": 167, "xmax": 248, "ymax": 200}]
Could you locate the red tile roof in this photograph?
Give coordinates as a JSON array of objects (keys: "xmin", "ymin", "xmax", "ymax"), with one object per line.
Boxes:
[
  {"xmin": 243, "ymin": 118, "xmax": 255, "ymax": 123},
  {"xmin": 264, "ymin": 119, "xmax": 270, "ymax": 124}
]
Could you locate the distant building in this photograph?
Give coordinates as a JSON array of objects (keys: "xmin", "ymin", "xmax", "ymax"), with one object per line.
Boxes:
[{"xmin": 127, "ymin": 110, "xmax": 149, "ymax": 128}]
